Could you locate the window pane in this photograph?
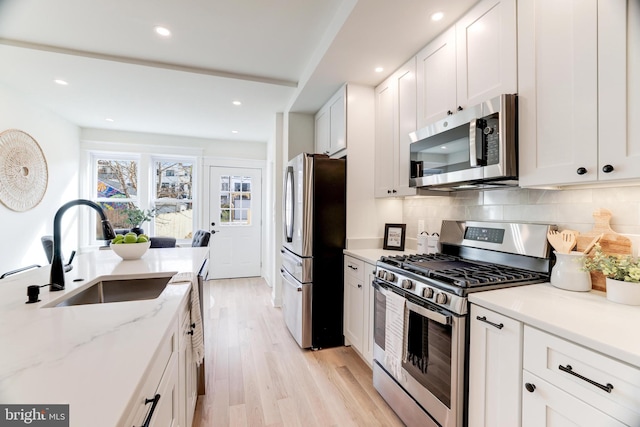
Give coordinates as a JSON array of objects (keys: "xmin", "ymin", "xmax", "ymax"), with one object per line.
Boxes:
[
  {"xmin": 153, "ymin": 161, "xmax": 194, "ymax": 239},
  {"xmin": 220, "ymin": 175, "xmax": 251, "ymax": 225},
  {"xmin": 95, "ymin": 201, "xmax": 139, "ymax": 239},
  {"xmin": 155, "ymin": 161, "xmax": 193, "ymax": 199},
  {"xmin": 97, "ymin": 159, "xmax": 138, "ymax": 198}
]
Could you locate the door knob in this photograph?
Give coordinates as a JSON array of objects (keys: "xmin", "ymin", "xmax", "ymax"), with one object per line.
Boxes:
[
  {"xmin": 211, "ymin": 222, "xmax": 216, "ymax": 226},
  {"xmin": 211, "ymin": 230, "xmax": 217, "ymax": 234}
]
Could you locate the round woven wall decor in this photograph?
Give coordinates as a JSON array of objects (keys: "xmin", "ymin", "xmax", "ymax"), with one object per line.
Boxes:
[{"xmin": 0, "ymin": 129, "xmax": 48, "ymax": 212}]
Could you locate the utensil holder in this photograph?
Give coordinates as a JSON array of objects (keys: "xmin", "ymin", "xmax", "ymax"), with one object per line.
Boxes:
[{"xmin": 550, "ymin": 251, "xmax": 592, "ymax": 292}]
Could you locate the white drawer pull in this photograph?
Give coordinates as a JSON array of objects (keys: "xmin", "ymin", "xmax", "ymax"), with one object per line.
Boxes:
[{"xmin": 558, "ymin": 364, "xmax": 614, "ymax": 393}]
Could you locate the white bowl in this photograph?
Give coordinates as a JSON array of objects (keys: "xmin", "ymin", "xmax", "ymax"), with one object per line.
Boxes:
[{"xmin": 111, "ymin": 241, "xmax": 151, "ymax": 260}]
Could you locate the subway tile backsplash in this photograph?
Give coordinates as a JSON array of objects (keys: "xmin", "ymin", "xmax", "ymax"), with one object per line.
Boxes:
[{"xmin": 403, "ymin": 186, "xmax": 640, "ymax": 254}]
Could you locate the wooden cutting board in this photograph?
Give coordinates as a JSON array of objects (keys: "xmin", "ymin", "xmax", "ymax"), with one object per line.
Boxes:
[{"xmin": 574, "ymin": 209, "xmax": 632, "ymax": 291}]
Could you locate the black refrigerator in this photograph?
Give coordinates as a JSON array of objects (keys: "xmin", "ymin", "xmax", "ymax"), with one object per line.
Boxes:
[{"xmin": 280, "ymin": 153, "xmax": 346, "ymax": 349}]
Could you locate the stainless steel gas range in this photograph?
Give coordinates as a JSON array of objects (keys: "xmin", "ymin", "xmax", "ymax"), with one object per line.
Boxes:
[{"xmin": 372, "ymin": 220, "xmax": 555, "ymax": 427}]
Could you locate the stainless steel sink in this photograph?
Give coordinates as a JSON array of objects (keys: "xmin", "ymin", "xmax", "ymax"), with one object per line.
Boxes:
[{"xmin": 49, "ymin": 276, "xmax": 172, "ymax": 307}]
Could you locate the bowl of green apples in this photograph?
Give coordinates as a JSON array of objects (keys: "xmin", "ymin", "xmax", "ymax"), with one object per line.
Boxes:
[{"xmin": 110, "ymin": 232, "xmax": 151, "ymax": 260}]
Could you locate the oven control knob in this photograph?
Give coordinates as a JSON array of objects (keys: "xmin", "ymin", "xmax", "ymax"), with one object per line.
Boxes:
[
  {"xmin": 377, "ymin": 270, "xmax": 385, "ymax": 279},
  {"xmin": 401, "ymin": 279, "xmax": 413, "ymax": 290},
  {"xmin": 385, "ymin": 272, "xmax": 396, "ymax": 282},
  {"xmin": 435, "ymin": 292, "xmax": 448, "ymax": 304},
  {"xmin": 422, "ymin": 287, "xmax": 434, "ymax": 298}
]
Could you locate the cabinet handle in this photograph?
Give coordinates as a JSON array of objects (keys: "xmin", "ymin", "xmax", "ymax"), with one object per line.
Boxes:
[
  {"xmin": 392, "ymin": 189, "xmax": 397, "ymax": 194},
  {"xmin": 576, "ymin": 167, "xmax": 587, "ymax": 175},
  {"xmin": 524, "ymin": 383, "xmax": 536, "ymax": 393},
  {"xmin": 476, "ymin": 315, "xmax": 504, "ymax": 330},
  {"xmin": 348, "ymin": 265, "xmax": 358, "ymax": 271},
  {"xmin": 447, "ymin": 110, "xmax": 453, "ymax": 116},
  {"xmin": 457, "ymin": 105, "xmax": 463, "ymax": 112},
  {"xmin": 190, "ymin": 322, "xmax": 196, "ymax": 329},
  {"xmin": 357, "ymin": 284, "xmax": 362, "ymax": 288},
  {"xmin": 187, "ymin": 330, "xmax": 194, "ymax": 335},
  {"xmin": 139, "ymin": 393, "xmax": 161, "ymax": 427},
  {"xmin": 558, "ymin": 364, "xmax": 613, "ymax": 393},
  {"xmin": 602, "ymin": 164, "xmax": 614, "ymax": 173}
]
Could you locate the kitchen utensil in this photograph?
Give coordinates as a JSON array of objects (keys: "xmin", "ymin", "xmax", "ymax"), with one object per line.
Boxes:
[
  {"xmin": 547, "ymin": 230, "xmax": 576, "ymax": 254},
  {"xmin": 582, "ymin": 233, "xmax": 603, "ymax": 254},
  {"xmin": 574, "ymin": 209, "xmax": 632, "ymax": 291}
]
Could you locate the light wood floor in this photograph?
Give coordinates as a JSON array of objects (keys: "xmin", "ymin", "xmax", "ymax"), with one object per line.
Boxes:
[{"xmin": 192, "ymin": 277, "xmax": 404, "ymax": 427}]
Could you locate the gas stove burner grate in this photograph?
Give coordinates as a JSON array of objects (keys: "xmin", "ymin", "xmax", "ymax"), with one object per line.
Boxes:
[{"xmin": 428, "ymin": 265, "xmax": 545, "ymax": 287}]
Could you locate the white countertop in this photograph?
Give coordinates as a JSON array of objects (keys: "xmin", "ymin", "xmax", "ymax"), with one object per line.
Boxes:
[
  {"xmin": 344, "ymin": 248, "xmax": 417, "ymax": 265},
  {"xmin": 0, "ymin": 247, "xmax": 208, "ymax": 427},
  {"xmin": 469, "ymin": 283, "xmax": 640, "ymax": 368}
]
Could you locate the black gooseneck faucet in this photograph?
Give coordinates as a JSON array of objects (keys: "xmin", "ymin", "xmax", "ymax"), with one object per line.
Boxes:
[{"xmin": 49, "ymin": 199, "xmax": 116, "ymax": 291}]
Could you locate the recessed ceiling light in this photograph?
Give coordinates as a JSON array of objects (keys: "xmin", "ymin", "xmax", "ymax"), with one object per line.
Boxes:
[
  {"xmin": 54, "ymin": 79, "xmax": 68, "ymax": 86},
  {"xmin": 232, "ymin": 100, "xmax": 242, "ymax": 106},
  {"xmin": 375, "ymin": 67, "xmax": 384, "ymax": 73},
  {"xmin": 154, "ymin": 26, "xmax": 171, "ymax": 37},
  {"xmin": 105, "ymin": 118, "xmax": 114, "ymax": 122},
  {"xmin": 231, "ymin": 130, "xmax": 239, "ymax": 134},
  {"xmin": 431, "ymin": 12, "xmax": 444, "ymax": 21}
]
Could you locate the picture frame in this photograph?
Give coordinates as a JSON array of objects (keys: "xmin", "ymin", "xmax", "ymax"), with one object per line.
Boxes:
[{"xmin": 383, "ymin": 223, "xmax": 406, "ymax": 251}]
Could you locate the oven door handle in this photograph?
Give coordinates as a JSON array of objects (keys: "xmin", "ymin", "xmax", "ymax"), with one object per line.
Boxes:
[{"xmin": 406, "ymin": 300, "xmax": 452, "ymax": 325}]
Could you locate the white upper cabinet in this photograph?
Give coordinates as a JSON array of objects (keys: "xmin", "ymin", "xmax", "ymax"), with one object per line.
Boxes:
[
  {"xmin": 416, "ymin": 27, "xmax": 457, "ymax": 127},
  {"xmin": 519, "ymin": 0, "xmax": 638, "ymax": 187},
  {"xmin": 315, "ymin": 85, "xmax": 347, "ymax": 158},
  {"xmin": 416, "ymin": 0, "xmax": 517, "ymax": 129},
  {"xmin": 374, "ymin": 58, "xmax": 417, "ymax": 198}
]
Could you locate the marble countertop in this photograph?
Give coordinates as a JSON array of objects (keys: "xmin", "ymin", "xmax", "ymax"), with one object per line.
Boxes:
[
  {"xmin": 469, "ymin": 283, "xmax": 640, "ymax": 368},
  {"xmin": 0, "ymin": 247, "xmax": 208, "ymax": 427}
]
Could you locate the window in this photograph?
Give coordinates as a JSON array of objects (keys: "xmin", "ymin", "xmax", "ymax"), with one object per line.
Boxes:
[
  {"xmin": 88, "ymin": 152, "xmax": 197, "ymax": 244},
  {"xmin": 220, "ymin": 175, "xmax": 252, "ymax": 225},
  {"xmin": 153, "ymin": 160, "xmax": 194, "ymax": 239},
  {"xmin": 94, "ymin": 157, "xmax": 140, "ymax": 239}
]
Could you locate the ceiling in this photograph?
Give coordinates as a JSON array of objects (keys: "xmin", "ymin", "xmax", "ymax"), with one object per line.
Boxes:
[{"xmin": 0, "ymin": 0, "xmax": 477, "ymax": 143}]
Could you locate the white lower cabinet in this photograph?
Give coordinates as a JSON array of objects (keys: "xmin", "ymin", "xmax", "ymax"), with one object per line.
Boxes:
[
  {"xmin": 123, "ymin": 321, "xmax": 180, "ymax": 427},
  {"xmin": 343, "ymin": 255, "xmax": 375, "ymax": 366},
  {"xmin": 124, "ymin": 297, "xmax": 198, "ymax": 427},
  {"xmin": 522, "ymin": 371, "xmax": 625, "ymax": 427},
  {"xmin": 179, "ymin": 302, "xmax": 198, "ymax": 427},
  {"xmin": 468, "ymin": 304, "xmax": 523, "ymax": 427},
  {"xmin": 523, "ymin": 326, "xmax": 640, "ymax": 426}
]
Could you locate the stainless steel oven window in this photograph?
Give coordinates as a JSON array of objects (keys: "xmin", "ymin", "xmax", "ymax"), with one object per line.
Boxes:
[
  {"xmin": 403, "ymin": 306, "xmax": 453, "ymax": 408},
  {"xmin": 373, "ymin": 284, "xmax": 386, "ymax": 351}
]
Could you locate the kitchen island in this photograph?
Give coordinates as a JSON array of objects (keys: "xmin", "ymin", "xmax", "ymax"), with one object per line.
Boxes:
[{"xmin": 0, "ymin": 247, "xmax": 208, "ymax": 427}]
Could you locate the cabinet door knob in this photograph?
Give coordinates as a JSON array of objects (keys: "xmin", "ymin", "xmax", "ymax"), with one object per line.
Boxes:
[
  {"xmin": 357, "ymin": 284, "xmax": 362, "ymax": 288},
  {"xmin": 392, "ymin": 189, "xmax": 397, "ymax": 194},
  {"xmin": 457, "ymin": 105, "xmax": 463, "ymax": 111},
  {"xmin": 576, "ymin": 167, "xmax": 587, "ymax": 175},
  {"xmin": 447, "ymin": 110, "xmax": 453, "ymax": 116},
  {"xmin": 602, "ymin": 164, "xmax": 614, "ymax": 173},
  {"xmin": 525, "ymin": 383, "xmax": 536, "ymax": 393}
]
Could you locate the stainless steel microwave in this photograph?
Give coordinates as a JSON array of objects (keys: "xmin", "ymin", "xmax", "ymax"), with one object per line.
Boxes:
[{"xmin": 409, "ymin": 94, "xmax": 518, "ymax": 191}]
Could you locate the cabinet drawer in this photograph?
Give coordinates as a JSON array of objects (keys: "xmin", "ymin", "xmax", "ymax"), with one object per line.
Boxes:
[
  {"xmin": 522, "ymin": 370, "xmax": 625, "ymax": 427},
  {"xmin": 344, "ymin": 256, "xmax": 364, "ymax": 281},
  {"xmin": 524, "ymin": 326, "xmax": 640, "ymax": 425}
]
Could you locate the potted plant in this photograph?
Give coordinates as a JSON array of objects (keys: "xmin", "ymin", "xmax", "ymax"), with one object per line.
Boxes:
[
  {"xmin": 125, "ymin": 207, "xmax": 157, "ymax": 235},
  {"xmin": 583, "ymin": 243, "xmax": 640, "ymax": 305}
]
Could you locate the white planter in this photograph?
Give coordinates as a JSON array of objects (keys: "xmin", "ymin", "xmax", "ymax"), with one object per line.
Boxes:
[
  {"xmin": 606, "ymin": 278, "xmax": 640, "ymax": 305},
  {"xmin": 550, "ymin": 251, "xmax": 592, "ymax": 292}
]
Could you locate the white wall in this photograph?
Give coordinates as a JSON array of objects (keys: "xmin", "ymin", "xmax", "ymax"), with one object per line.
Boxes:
[{"xmin": 0, "ymin": 83, "xmax": 80, "ymax": 275}]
